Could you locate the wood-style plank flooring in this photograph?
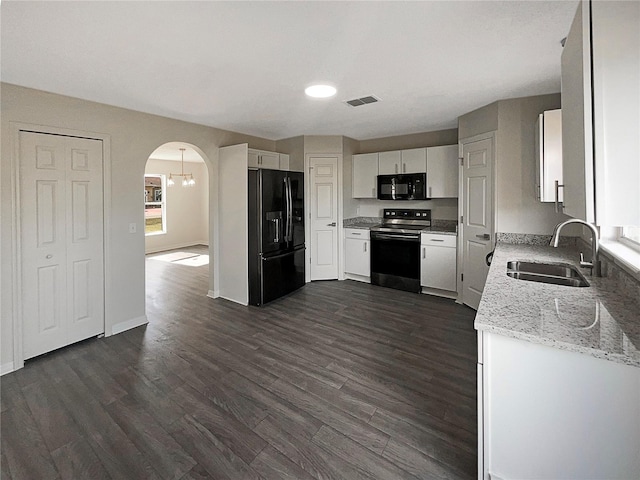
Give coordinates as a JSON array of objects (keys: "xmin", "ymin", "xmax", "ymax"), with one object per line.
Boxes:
[{"xmin": 1, "ymin": 245, "xmax": 478, "ymax": 479}]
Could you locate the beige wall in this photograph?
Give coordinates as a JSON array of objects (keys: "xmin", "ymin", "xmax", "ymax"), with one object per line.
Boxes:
[
  {"xmin": 358, "ymin": 128, "xmax": 458, "ymax": 153},
  {"xmin": 303, "ymin": 135, "xmax": 344, "ymax": 154},
  {"xmin": 144, "ymin": 159, "xmax": 209, "ymax": 254},
  {"xmin": 342, "ymin": 136, "xmax": 360, "ymax": 219},
  {"xmin": 458, "ymin": 101, "xmax": 499, "ymax": 139},
  {"xmin": 495, "ymin": 94, "xmax": 571, "ymax": 235},
  {"xmin": 0, "ymin": 83, "xmax": 274, "ymax": 368},
  {"xmin": 275, "ymin": 135, "xmax": 305, "ymax": 172}
]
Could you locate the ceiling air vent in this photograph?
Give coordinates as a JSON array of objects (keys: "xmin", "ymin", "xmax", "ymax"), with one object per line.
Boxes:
[{"xmin": 345, "ymin": 95, "xmax": 379, "ymax": 107}]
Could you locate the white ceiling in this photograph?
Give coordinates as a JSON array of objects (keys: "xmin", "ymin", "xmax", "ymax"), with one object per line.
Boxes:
[{"xmin": 1, "ymin": 1, "xmax": 578, "ymax": 141}]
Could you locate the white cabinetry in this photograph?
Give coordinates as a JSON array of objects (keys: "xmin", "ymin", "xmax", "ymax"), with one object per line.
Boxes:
[
  {"xmin": 535, "ymin": 109, "xmax": 563, "ymax": 204},
  {"xmin": 344, "ymin": 229, "xmax": 370, "ymax": 281},
  {"xmin": 420, "ymin": 233, "xmax": 457, "ymax": 294},
  {"xmin": 480, "ymin": 332, "xmax": 640, "ymax": 480},
  {"xmin": 426, "ymin": 145, "xmax": 458, "ymax": 198},
  {"xmin": 561, "ymin": 0, "xmax": 639, "ymax": 225},
  {"xmin": 352, "ymin": 153, "xmax": 379, "ymax": 198},
  {"xmin": 379, "ymin": 148, "xmax": 427, "ymax": 174},
  {"xmin": 248, "ymin": 149, "xmax": 280, "ymax": 169},
  {"xmin": 378, "ymin": 150, "xmax": 402, "ymax": 175}
]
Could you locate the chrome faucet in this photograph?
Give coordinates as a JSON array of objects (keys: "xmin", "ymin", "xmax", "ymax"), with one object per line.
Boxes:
[{"xmin": 550, "ymin": 219, "xmax": 601, "ymax": 276}]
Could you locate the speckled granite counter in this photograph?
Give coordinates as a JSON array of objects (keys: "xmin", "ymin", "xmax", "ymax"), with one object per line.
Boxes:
[
  {"xmin": 475, "ymin": 243, "xmax": 640, "ymax": 367},
  {"xmin": 343, "ymin": 218, "xmax": 458, "ymax": 235}
]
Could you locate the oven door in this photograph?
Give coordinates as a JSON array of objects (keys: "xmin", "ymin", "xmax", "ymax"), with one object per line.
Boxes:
[{"xmin": 370, "ymin": 232, "xmax": 421, "ymax": 292}]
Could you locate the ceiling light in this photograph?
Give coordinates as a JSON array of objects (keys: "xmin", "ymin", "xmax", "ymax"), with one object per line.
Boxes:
[
  {"xmin": 168, "ymin": 148, "xmax": 195, "ymax": 187},
  {"xmin": 305, "ymin": 84, "xmax": 337, "ymax": 98}
]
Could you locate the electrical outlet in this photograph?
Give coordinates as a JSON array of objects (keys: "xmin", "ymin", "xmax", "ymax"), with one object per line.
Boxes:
[{"xmin": 129, "ymin": 223, "xmax": 137, "ymax": 234}]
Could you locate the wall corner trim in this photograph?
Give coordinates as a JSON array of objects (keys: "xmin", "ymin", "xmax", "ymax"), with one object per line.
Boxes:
[
  {"xmin": 207, "ymin": 290, "xmax": 219, "ymax": 299},
  {"xmin": 111, "ymin": 315, "xmax": 148, "ymax": 336},
  {"xmin": 1, "ymin": 362, "xmax": 16, "ymax": 376}
]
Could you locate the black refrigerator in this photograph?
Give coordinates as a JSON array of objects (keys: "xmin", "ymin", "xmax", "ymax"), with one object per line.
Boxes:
[{"xmin": 248, "ymin": 169, "xmax": 305, "ymax": 306}]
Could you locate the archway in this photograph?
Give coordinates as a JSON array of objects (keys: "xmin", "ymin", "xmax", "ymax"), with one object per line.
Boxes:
[{"xmin": 143, "ymin": 142, "xmax": 213, "ymax": 314}]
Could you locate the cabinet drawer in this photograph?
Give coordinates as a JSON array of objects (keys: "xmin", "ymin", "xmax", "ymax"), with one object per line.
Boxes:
[
  {"xmin": 345, "ymin": 228, "xmax": 370, "ymax": 240},
  {"xmin": 421, "ymin": 233, "xmax": 456, "ymax": 247}
]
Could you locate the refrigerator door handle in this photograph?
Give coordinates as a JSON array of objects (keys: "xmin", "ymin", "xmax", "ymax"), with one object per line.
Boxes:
[{"xmin": 287, "ymin": 177, "xmax": 293, "ymax": 242}]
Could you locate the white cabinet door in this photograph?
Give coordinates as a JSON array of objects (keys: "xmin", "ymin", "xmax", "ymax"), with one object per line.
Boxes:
[
  {"xmin": 345, "ymin": 238, "xmax": 370, "ymax": 277},
  {"xmin": 378, "ymin": 150, "xmax": 401, "ymax": 175},
  {"xmin": 279, "ymin": 154, "xmax": 290, "ymax": 171},
  {"xmin": 401, "ymin": 148, "xmax": 427, "ymax": 174},
  {"xmin": 535, "ymin": 110, "xmax": 563, "ymax": 203},
  {"xmin": 420, "ymin": 234, "xmax": 457, "ymax": 291},
  {"xmin": 352, "ymin": 153, "xmax": 379, "ymax": 198},
  {"xmin": 248, "ymin": 149, "xmax": 280, "ymax": 169},
  {"xmin": 561, "ymin": 1, "xmax": 595, "ymax": 222},
  {"xmin": 426, "ymin": 145, "xmax": 458, "ymax": 198}
]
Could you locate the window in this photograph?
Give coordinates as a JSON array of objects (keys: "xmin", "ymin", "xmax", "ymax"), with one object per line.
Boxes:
[
  {"xmin": 621, "ymin": 226, "xmax": 640, "ymax": 251},
  {"xmin": 144, "ymin": 174, "xmax": 166, "ymax": 235}
]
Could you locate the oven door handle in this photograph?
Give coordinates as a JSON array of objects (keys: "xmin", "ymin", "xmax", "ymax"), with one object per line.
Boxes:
[{"xmin": 371, "ymin": 233, "xmax": 419, "ymax": 242}]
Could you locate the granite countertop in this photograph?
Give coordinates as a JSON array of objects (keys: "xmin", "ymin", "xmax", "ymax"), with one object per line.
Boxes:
[
  {"xmin": 343, "ymin": 218, "xmax": 458, "ymax": 235},
  {"xmin": 475, "ymin": 243, "xmax": 640, "ymax": 367}
]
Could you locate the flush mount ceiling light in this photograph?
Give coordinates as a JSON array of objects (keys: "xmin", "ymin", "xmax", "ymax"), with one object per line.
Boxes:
[
  {"xmin": 167, "ymin": 148, "xmax": 195, "ymax": 187},
  {"xmin": 305, "ymin": 84, "xmax": 337, "ymax": 98}
]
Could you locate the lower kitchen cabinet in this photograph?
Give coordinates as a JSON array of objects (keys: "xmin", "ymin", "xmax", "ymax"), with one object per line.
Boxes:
[
  {"xmin": 344, "ymin": 228, "xmax": 370, "ymax": 280},
  {"xmin": 479, "ymin": 332, "xmax": 640, "ymax": 480},
  {"xmin": 420, "ymin": 233, "xmax": 457, "ymax": 293}
]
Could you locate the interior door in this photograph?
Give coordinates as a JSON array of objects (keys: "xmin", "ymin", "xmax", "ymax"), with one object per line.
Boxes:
[
  {"xmin": 461, "ymin": 136, "xmax": 494, "ymax": 310},
  {"xmin": 20, "ymin": 131, "xmax": 104, "ymax": 359},
  {"xmin": 309, "ymin": 156, "xmax": 339, "ymax": 280}
]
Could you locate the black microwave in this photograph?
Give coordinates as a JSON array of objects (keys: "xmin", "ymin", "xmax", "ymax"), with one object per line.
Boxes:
[{"xmin": 377, "ymin": 173, "xmax": 427, "ymax": 200}]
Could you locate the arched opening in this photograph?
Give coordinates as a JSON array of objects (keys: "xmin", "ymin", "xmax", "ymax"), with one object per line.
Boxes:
[{"xmin": 143, "ymin": 142, "xmax": 212, "ymax": 318}]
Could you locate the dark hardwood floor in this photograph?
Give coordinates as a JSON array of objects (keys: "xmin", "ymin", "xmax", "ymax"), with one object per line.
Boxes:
[{"xmin": 1, "ymin": 245, "xmax": 478, "ymax": 479}]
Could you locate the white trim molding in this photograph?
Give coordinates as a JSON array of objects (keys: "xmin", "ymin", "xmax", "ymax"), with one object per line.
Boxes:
[
  {"xmin": 111, "ymin": 315, "xmax": 149, "ymax": 336},
  {"xmin": 1, "ymin": 362, "xmax": 16, "ymax": 376}
]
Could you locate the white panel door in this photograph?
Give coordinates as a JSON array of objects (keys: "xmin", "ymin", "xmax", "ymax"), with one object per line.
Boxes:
[
  {"xmin": 20, "ymin": 131, "xmax": 104, "ymax": 359},
  {"xmin": 309, "ymin": 156, "xmax": 338, "ymax": 280},
  {"xmin": 461, "ymin": 136, "xmax": 493, "ymax": 310}
]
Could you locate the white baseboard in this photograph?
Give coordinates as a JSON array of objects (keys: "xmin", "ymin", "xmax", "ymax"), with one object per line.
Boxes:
[
  {"xmin": 111, "ymin": 315, "xmax": 148, "ymax": 335},
  {"xmin": 145, "ymin": 242, "xmax": 209, "ymax": 255},
  {"xmin": 219, "ymin": 295, "xmax": 248, "ymax": 306},
  {"xmin": 207, "ymin": 289, "xmax": 219, "ymax": 299},
  {"xmin": 1, "ymin": 362, "xmax": 15, "ymax": 376},
  {"xmin": 344, "ymin": 273, "xmax": 371, "ymax": 284},
  {"xmin": 421, "ymin": 286, "xmax": 458, "ymax": 300}
]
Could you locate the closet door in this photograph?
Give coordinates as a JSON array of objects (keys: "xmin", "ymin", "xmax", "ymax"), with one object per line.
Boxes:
[{"xmin": 20, "ymin": 131, "xmax": 104, "ymax": 359}]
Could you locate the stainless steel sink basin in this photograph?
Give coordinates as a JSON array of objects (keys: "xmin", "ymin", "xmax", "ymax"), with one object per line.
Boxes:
[{"xmin": 506, "ymin": 261, "xmax": 589, "ymax": 287}]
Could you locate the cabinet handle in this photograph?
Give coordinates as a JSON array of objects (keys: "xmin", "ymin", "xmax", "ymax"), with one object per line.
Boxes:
[
  {"xmin": 352, "ymin": 232, "xmax": 362, "ymax": 235},
  {"xmin": 422, "ymin": 247, "xmax": 426, "ymax": 259},
  {"xmin": 372, "ymin": 187, "xmax": 375, "ymax": 196},
  {"xmin": 403, "ymin": 163, "xmax": 406, "ymax": 173},
  {"xmin": 554, "ymin": 180, "xmax": 564, "ymax": 213},
  {"xmin": 430, "ymin": 239, "xmax": 445, "ymax": 242},
  {"xmin": 428, "ymin": 186, "xmax": 432, "ymax": 198},
  {"xmin": 363, "ymin": 243, "xmax": 367, "ymax": 253},
  {"xmin": 395, "ymin": 164, "xmax": 398, "ymax": 174}
]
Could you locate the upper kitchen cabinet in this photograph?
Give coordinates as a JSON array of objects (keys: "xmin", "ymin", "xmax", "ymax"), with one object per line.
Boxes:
[
  {"xmin": 279, "ymin": 154, "xmax": 290, "ymax": 171},
  {"xmin": 352, "ymin": 153, "xmax": 379, "ymax": 198},
  {"xmin": 248, "ymin": 149, "xmax": 280, "ymax": 169},
  {"xmin": 561, "ymin": 0, "xmax": 639, "ymax": 226},
  {"xmin": 535, "ymin": 109, "xmax": 563, "ymax": 205},
  {"xmin": 426, "ymin": 145, "xmax": 458, "ymax": 198},
  {"xmin": 378, "ymin": 150, "xmax": 402, "ymax": 174},
  {"xmin": 379, "ymin": 148, "xmax": 427, "ymax": 175}
]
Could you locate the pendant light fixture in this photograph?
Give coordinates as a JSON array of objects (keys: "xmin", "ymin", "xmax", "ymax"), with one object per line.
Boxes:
[{"xmin": 167, "ymin": 148, "xmax": 195, "ymax": 187}]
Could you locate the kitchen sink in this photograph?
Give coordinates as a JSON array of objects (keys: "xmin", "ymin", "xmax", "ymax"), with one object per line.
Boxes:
[{"xmin": 506, "ymin": 261, "xmax": 590, "ymax": 287}]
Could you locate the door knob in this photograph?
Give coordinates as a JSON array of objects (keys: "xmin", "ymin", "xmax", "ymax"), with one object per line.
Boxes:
[
  {"xmin": 476, "ymin": 234, "xmax": 490, "ymax": 240},
  {"xmin": 327, "ymin": 222, "xmax": 336, "ymax": 227},
  {"xmin": 46, "ymin": 254, "xmax": 53, "ymax": 259}
]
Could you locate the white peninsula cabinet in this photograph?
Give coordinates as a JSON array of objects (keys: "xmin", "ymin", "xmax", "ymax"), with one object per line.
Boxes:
[
  {"xmin": 479, "ymin": 332, "xmax": 640, "ymax": 480},
  {"xmin": 420, "ymin": 233, "xmax": 457, "ymax": 296},
  {"xmin": 426, "ymin": 145, "xmax": 458, "ymax": 198},
  {"xmin": 344, "ymin": 228, "xmax": 370, "ymax": 281},
  {"xmin": 352, "ymin": 153, "xmax": 379, "ymax": 198}
]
